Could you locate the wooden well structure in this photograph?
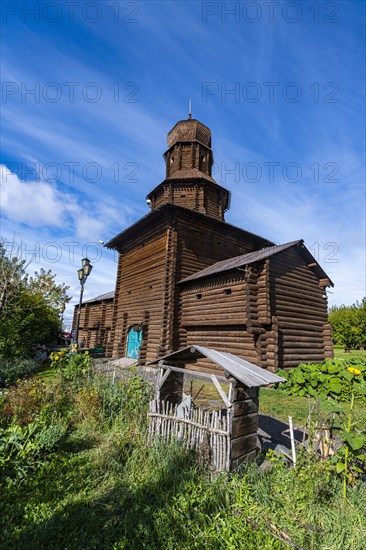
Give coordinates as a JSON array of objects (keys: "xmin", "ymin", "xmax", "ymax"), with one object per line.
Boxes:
[{"xmin": 147, "ymin": 345, "xmax": 285, "ymax": 471}]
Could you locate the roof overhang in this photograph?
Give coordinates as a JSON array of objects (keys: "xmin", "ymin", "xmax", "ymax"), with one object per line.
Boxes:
[
  {"xmin": 105, "ymin": 204, "xmax": 273, "ymax": 252},
  {"xmin": 177, "ymin": 240, "xmax": 334, "ymax": 287}
]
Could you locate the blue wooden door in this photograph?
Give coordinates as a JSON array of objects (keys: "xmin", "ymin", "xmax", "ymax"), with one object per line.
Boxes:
[{"xmin": 126, "ymin": 326, "xmax": 142, "ymax": 359}]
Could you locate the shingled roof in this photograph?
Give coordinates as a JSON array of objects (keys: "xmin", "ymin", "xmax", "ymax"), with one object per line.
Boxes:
[
  {"xmin": 178, "ymin": 240, "xmax": 333, "ymax": 285},
  {"xmin": 83, "ymin": 290, "xmax": 115, "ymax": 304}
]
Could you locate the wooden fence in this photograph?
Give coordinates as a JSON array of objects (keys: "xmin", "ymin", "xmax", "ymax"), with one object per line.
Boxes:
[{"xmin": 148, "ymin": 399, "xmax": 230, "ymax": 471}]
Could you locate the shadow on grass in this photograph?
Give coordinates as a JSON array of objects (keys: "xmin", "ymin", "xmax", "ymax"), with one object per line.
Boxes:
[
  {"xmin": 3, "ymin": 443, "xmax": 202, "ymax": 550},
  {"xmin": 259, "ymin": 414, "xmax": 305, "ymax": 449}
]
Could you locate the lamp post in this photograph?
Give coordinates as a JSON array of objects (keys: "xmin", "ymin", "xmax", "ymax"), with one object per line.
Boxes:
[
  {"xmin": 74, "ymin": 257, "xmax": 93, "ymax": 348},
  {"xmin": 59, "ymin": 302, "xmax": 66, "ymax": 343}
]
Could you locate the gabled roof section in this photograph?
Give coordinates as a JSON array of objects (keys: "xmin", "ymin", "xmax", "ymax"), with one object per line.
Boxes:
[
  {"xmin": 178, "ymin": 240, "xmax": 333, "ymax": 286},
  {"xmin": 104, "ymin": 203, "xmax": 273, "ymax": 251},
  {"xmin": 147, "ymin": 345, "xmax": 286, "ymax": 388},
  {"xmin": 178, "ymin": 240, "xmax": 300, "ymax": 283},
  {"xmin": 83, "ymin": 290, "xmax": 115, "ymax": 304}
]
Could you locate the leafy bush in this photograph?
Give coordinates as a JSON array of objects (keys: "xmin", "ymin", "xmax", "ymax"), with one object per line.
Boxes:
[
  {"xmin": 329, "ymin": 298, "xmax": 366, "ymax": 348},
  {"xmin": 0, "ymin": 416, "xmax": 67, "ymax": 484},
  {"xmin": 0, "ymin": 357, "xmax": 42, "ymax": 388},
  {"xmin": 1, "ymin": 377, "xmax": 46, "ymax": 426},
  {"xmin": 280, "ymin": 359, "xmax": 366, "ymax": 402},
  {"xmin": 73, "ymin": 382, "xmax": 103, "ymax": 423},
  {"xmin": 0, "ymin": 242, "xmax": 71, "ymax": 358},
  {"xmin": 50, "ymin": 349, "xmax": 92, "ymax": 381}
]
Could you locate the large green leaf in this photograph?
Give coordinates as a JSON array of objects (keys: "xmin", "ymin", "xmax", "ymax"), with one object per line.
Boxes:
[
  {"xmin": 356, "ymin": 383, "xmax": 366, "ymax": 395},
  {"xmin": 329, "ymin": 378, "xmax": 342, "ymax": 394},
  {"xmin": 341, "ymin": 371, "xmax": 353, "ymax": 382},
  {"xmin": 327, "ymin": 364, "xmax": 341, "ymax": 374},
  {"xmin": 344, "ymin": 432, "xmax": 366, "ymax": 451},
  {"xmin": 292, "ymin": 370, "xmax": 305, "ymax": 384}
]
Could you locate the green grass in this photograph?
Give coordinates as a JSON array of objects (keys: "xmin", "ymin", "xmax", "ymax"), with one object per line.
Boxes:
[
  {"xmin": 259, "ymin": 387, "xmax": 366, "ymax": 426},
  {"xmin": 1, "ymin": 366, "xmax": 366, "ymax": 549},
  {"xmin": 2, "ymin": 356, "xmax": 366, "ymax": 549},
  {"xmin": 333, "ymin": 347, "xmax": 366, "ymax": 360},
  {"xmin": 36, "ymin": 363, "xmax": 57, "ymax": 383}
]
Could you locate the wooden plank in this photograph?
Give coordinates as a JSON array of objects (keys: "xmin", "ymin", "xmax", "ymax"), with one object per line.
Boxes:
[
  {"xmin": 231, "ymin": 433, "xmax": 258, "ymax": 459},
  {"xmin": 211, "ymin": 374, "xmax": 232, "ymax": 408},
  {"xmin": 231, "ymin": 413, "xmax": 258, "ymax": 439},
  {"xmin": 158, "ymin": 363, "xmax": 233, "ymax": 384},
  {"xmin": 158, "ymin": 367, "xmax": 171, "ymax": 389}
]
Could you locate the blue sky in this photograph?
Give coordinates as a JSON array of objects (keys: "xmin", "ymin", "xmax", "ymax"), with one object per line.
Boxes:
[{"xmin": 1, "ymin": 0, "xmax": 365, "ymax": 327}]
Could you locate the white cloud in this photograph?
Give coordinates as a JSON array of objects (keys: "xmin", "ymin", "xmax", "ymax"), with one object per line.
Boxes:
[
  {"xmin": 0, "ymin": 164, "xmax": 129, "ymax": 241},
  {"xmin": 1, "ymin": 165, "xmax": 65, "ymax": 228}
]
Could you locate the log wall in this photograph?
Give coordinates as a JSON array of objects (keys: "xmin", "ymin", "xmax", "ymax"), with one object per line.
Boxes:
[
  {"xmin": 73, "ymin": 297, "xmax": 114, "ymax": 349},
  {"xmin": 173, "ymin": 212, "xmax": 269, "ymax": 354},
  {"xmin": 270, "ymin": 247, "xmax": 332, "ymax": 367},
  {"xmin": 151, "ymin": 183, "xmax": 224, "ymax": 221},
  {"xmin": 108, "ymin": 229, "xmax": 170, "ymax": 363},
  {"xmin": 107, "ymin": 207, "xmax": 269, "ymax": 361},
  {"xmin": 178, "ymin": 246, "xmax": 332, "ymax": 370},
  {"xmin": 179, "ymin": 274, "xmax": 259, "ymax": 370}
]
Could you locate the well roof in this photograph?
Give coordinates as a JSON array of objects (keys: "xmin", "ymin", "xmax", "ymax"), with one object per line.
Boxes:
[{"xmin": 147, "ymin": 345, "xmax": 286, "ymax": 388}]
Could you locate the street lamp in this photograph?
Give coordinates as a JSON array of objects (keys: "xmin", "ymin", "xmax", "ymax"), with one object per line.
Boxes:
[
  {"xmin": 74, "ymin": 257, "xmax": 93, "ymax": 348},
  {"xmin": 59, "ymin": 302, "xmax": 66, "ymax": 342}
]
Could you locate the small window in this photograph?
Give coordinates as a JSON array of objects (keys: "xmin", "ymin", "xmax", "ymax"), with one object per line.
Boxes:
[
  {"xmin": 224, "ymin": 288, "xmax": 232, "ymax": 295},
  {"xmin": 180, "ymin": 194, "xmax": 186, "ymax": 198},
  {"xmin": 196, "ymin": 293, "xmax": 202, "ymax": 299}
]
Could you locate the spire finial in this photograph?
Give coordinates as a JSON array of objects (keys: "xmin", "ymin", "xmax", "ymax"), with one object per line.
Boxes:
[{"xmin": 188, "ymin": 99, "xmax": 192, "ymax": 119}]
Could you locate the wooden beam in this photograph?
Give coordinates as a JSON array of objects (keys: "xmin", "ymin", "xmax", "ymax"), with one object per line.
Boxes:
[
  {"xmin": 158, "ymin": 367, "xmax": 171, "ymax": 389},
  {"xmin": 211, "ymin": 374, "xmax": 232, "ymax": 408},
  {"xmin": 158, "ymin": 362, "xmax": 234, "ymax": 384}
]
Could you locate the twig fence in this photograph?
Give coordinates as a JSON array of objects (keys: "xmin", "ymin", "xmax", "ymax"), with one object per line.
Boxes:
[{"xmin": 148, "ymin": 399, "xmax": 230, "ymax": 471}]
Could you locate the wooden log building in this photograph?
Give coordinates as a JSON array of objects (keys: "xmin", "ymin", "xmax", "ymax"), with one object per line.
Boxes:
[
  {"xmin": 74, "ymin": 115, "xmax": 333, "ymax": 369},
  {"xmin": 72, "ymin": 291, "xmax": 114, "ymax": 349}
]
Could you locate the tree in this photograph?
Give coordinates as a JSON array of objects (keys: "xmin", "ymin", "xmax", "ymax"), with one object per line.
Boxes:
[
  {"xmin": 0, "ymin": 242, "xmax": 27, "ymax": 314},
  {"xmin": 0, "ymin": 243, "xmax": 71, "ymax": 357},
  {"xmin": 329, "ymin": 299, "xmax": 366, "ymax": 349},
  {"xmin": 28, "ymin": 268, "xmax": 71, "ymax": 316}
]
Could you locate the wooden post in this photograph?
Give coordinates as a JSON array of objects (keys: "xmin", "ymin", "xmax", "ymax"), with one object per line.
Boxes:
[
  {"xmin": 228, "ymin": 381, "xmax": 259, "ymax": 471},
  {"xmin": 157, "ymin": 362, "xmax": 184, "ymax": 406}
]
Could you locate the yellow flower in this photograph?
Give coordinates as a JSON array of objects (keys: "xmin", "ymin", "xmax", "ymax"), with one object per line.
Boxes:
[
  {"xmin": 54, "ymin": 356, "xmax": 60, "ymax": 361},
  {"xmin": 348, "ymin": 367, "xmax": 361, "ymax": 376},
  {"xmin": 85, "ymin": 351, "xmax": 89, "ymax": 355}
]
